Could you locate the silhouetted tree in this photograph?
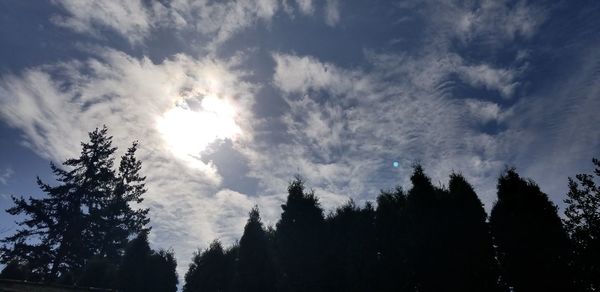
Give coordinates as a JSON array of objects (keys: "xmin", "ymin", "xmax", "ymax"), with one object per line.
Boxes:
[
  {"xmin": 275, "ymin": 177, "xmax": 326, "ymax": 291},
  {"xmin": 445, "ymin": 173, "xmax": 504, "ymax": 292},
  {"xmin": 403, "ymin": 165, "xmax": 454, "ymax": 292},
  {"xmin": 237, "ymin": 206, "xmax": 276, "ymax": 292},
  {"xmin": 0, "ymin": 126, "xmax": 149, "ymax": 281},
  {"xmin": 490, "ymin": 169, "xmax": 575, "ymax": 292},
  {"xmin": 148, "ymin": 249, "xmax": 179, "ymax": 292},
  {"xmin": 183, "ymin": 240, "xmax": 236, "ymax": 292},
  {"xmin": 375, "ymin": 186, "xmax": 411, "ymax": 291},
  {"xmin": 100, "ymin": 141, "xmax": 150, "ymax": 261},
  {"xmin": 118, "ymin": 231, "xmax": 178, "ymax": 292},
  {"xmin": 564, "ymin": 158, "xmax": 600, "ymax": 291},
  {"xmin": 78, "ymin": 257, "xmax": 118, "ymax": 289},
  {"xmin": 324, "ymin": 200, "xmax": 378, "ymax": 292},
  {"xmin": 0, "ymin": 260, "xmax": 31, "ymax": 281}
]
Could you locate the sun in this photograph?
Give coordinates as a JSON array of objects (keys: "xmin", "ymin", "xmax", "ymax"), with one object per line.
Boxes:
[{"xmin": 157, "ymin": 95, "xmax": 241, "ymax": 166}]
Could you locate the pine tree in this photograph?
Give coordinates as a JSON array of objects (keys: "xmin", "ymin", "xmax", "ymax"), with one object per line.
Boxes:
[
  {"xmin": 275, "ymin": 177, "xmax": 326, "ymax": 292},
  {"xmin": 237, "ymin": 206, "xmax": 276, "ymax": 292},
  {"xmin": 490, "ymin": 169, "xmax": 575, "ymax": 292},
  {"xmin": 0, "ymin": 126, "xmax": 149, "ymax": 282},
  {"xmin": 183, "ymin": 240, "xmax": 236, "ymax": 292},
  {"xmin": 325, "ymin": 200, "xmax": 378, "ymax": 292},
  {"xmin": 118, "ymin": 231, "xmax": 178, "ymax": 292},
  {"xmin": 375, "ymin": 186, "xmax": 411, "ymax": 291},
  {"xmin": 445, "ymin": 173, "xmax": 504, "ymax": 292},
  {"xmin": 404, "ymin": 165, "xmax": 447, "ymax": 292},
  {"xmin": 101, "ymin": 141, "xmax": 150, "ymax": 261},
  {"xmin": 564, "ymin": 158, "xmax": 600, "ymax": 291}
]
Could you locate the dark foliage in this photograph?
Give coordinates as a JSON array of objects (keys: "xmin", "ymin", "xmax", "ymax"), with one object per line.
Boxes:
[
  {"xmin": 564, "ymin": 158, "xmax": 600, "ymax": 291},
  {"xmin": 118, "ymin": 231, "xmax": 178, "ymax": 292},
  {"xmin": 490, "ymin": 169, "xmax": 575, "ymax": 292},
  {"xmin": 237, "ymin": 206, "xmax": 277, "ymax": 292},
  {"xmin": 2, "ymin": 127, "xmax": 597, "ymax": 292},
  {"xmin": 0, "ymin": 126, "xmax": 149, "ymax": 282},
  {"xmin": 275, "ymin": 177, "xmax": 326, "ymax": 291},
  {"xmin": 183, "ymin": 240, "xmax": 237, "ymax": 292}
]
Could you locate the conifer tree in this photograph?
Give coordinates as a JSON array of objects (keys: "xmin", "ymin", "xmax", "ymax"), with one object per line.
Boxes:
[
  {"xmin": 404, "ymin": 165, "xmax": 447, "ymax": 292},
  {"xmin": 275, "ymin": 177, "xmax": 326, "ymax": 291},
  {"xmin": 0, "ymin": 126, "xmax": 149, "ymax": 281},
  {"xmin": 564, "ymin": 158, "xmax": 600, "ymax": 291},
  {"xmin": 490, "ymin": 169, "xmax": 574, "ymax": 292},
  {"xmin": 183, "ymin": 240, "xmax": 236, "ymax": 292},
  {"xmin": 325, "ymin": 200, "xmax": 378, "ymax": 292},
  {"xmin": 375, "ymin": 186, "xmax": 411, "ymax": 291},
  {"xmin": 118, "ymin": 231, "xmax": 178, "ymax": 292},
  {"xmin": 446, "ymin": 173, "xmax": 504, "ymax": 292},
  {"xmin": 237, "ymin": 206, "xmax": 276, "ymax": 292}
]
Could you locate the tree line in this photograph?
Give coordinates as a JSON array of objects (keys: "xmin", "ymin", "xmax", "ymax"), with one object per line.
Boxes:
[{"xmin": 1, "ymin": 127, "xmax": 599, "ymax": 292}]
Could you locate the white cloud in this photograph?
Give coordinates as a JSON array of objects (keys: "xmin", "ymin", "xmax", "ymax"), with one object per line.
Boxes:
[
  {"xmin": 295, "ymin": 0, "xmax": 314, "ymax": 15},
  {"xmin": 0, "ymin": 168, "xmax": 13, "ymax": 185},
  {"xmin": 51, "ymin": 0, "xmax": 340, "ymax": 48},
  {"xmin": 260, "ymin": 51, "xmax": 510, "ymax": 208},
  {"xmin": 324, "ymin": 0, "xmax": 340, "ymax": 26},
  {"xmin": 0, "ymin": 48, "xmax": 261, "ymax": 277},
  {"xmin": 459, "ymin": 64, "xmax": 518, "ymax": 98},
  {"xmin": 465, "ymin": 99, "xmax": 502, "ymax": 123},
  {"xmin": 52, "ymin": 0, "xmax": 155, "ymax": 44}
]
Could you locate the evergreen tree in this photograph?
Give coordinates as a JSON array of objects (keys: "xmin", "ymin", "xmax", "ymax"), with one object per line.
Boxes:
[
  {"xmin": 564, "ymin": 158, "xmax": 600, "ymax": 291},
  {"xmin": 445, "ymin": 173, "xmax": 504, "ymax": 292},
  {"xmin": 237, "ymin": 206, "xmax": 276, "ymax": 292},
  {"xmin": 183, "ymin": 240, "xmax": 236, "ymax": 292},
  {"xmin": 78, "ymin": 257, "xmax": 118, "ymax": 289},
  {"xmin": 375, "ymin": 186, "xmax": 411, "ymax": 291},
  {"xmin": 148, "ymin": 249, "xmax": 179, "ymax": 292},
  {"xmin": 275, "ymin": 177, "xmax": 326, "ymax": 291},
  {"xmin": 0, "ymin": 260, "xmax": 31, "ymax": 281},
  {"xmin": 0, "ymin": 126, "xmax": 149, "ymax": 281},
  {"xmin": 404, "ymin": 165, "xmax": 447, "ymax": 292},
  {"xmin": 324, "ymin": 200, "xmax": 378, "ymax": 292},
  {"xmin": 118, "ymin": 231, "xmax": 178, "ymax": 292},
  {"xmin": 490, "ymin": 169, "xmax": 575, "ymax": 292},
  {"xmin": 101, "ymin": 141, "xmax": 150, "ymax": 261}
]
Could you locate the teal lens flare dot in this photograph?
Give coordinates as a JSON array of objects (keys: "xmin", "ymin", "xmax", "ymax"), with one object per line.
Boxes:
[{"xmin": 393, "ymin": 161, "xmax": 399, "ymax": 168}]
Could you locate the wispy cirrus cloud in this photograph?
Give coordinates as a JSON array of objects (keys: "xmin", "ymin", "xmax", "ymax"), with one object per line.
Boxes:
[
  {"xmin": 0, "ymin": 48, "xmax": 268, "ymax": 276},
  {"xmin": 0, "ymin": 168, "xmax": 13, "ymax": 185}
]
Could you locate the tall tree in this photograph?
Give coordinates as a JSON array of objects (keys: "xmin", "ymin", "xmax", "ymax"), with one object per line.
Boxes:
[
  {"xmin": 490, "ymin": 169, "xmax": 574, "ymax": 292},
  {"xmin": 118, "ymin": 231, "xmax": 178, "ymax": 292},
  {"xmin": 375, "ymin": 187, "xmax": 411, "ymax": 291},
  {"xmin": 404, "ymin": 165, "xmax": 449, "ymax": 292},
  {"xmin": 183, "ymin": 240, "xmax": 236, "ymax": 292},
  {"xmin": 0, "ymin": 126, "xmax": 149, "ymax": 282},
  {"xmin": 564, "ymin": 158, "xmax": 600, "ymax": 291},
  {"xmin": 237, "ymin": 206, "xmax": 276, "ymax": 292},
  {"xmin": 275, "ymin": 177, "xmax": 326, "ymax": 292},
  {"xmin": 445, "ymin": 173, "xmax": 504, "ymax": 292},
  {"xmin": 324, "ymin": 200, "xmax": 378, "ymax": 292},
  {"xmin": 100, "ymin": 141, "xmax": 150, "ymax": 261}
]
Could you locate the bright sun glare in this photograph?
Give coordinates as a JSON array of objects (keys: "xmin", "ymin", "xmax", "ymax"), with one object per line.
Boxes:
[{"xmin": 157, "ymin": 95, "xmax": 241, "ymax": 166}]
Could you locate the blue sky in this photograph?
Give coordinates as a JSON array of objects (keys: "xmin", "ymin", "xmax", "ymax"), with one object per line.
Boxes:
[{"xmin": 0, "ymin": 0, "xmax": 599, "ymax": 276}]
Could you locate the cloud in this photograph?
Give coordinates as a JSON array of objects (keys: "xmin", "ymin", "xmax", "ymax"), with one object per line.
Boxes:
[
  {"xmin": 0, "ymin": 48, "xmax": 262, "ymax": 276},
  {"xmin": 459, "ymin": 64, "xmax": 518, "ymax": 98},
  {"xmin": 295, "ymin": 0, "xmax": 314, "ymax": 15},
  {"xmin": 52, "ymin": 0, "xmax": 156, "ymax": 44},
  {"xmin": 324, "ymin": 0, "xmax": 340, "ymax": 26},
  {"xmin": 261, "ymin": 51, "xmax": 509, "ymax": 208},
  {"xmin": 51, "ymin": 0, "xmax": 340, "ymax": 49},
  {"xmin": 0, "ymin": 168, "xmax": 13, "ymax": 185}
]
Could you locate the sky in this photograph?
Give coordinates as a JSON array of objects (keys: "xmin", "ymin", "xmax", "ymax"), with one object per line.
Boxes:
[{"xmin": 0, "ymin": 0, "xmax": 599, "ymax": 278}]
